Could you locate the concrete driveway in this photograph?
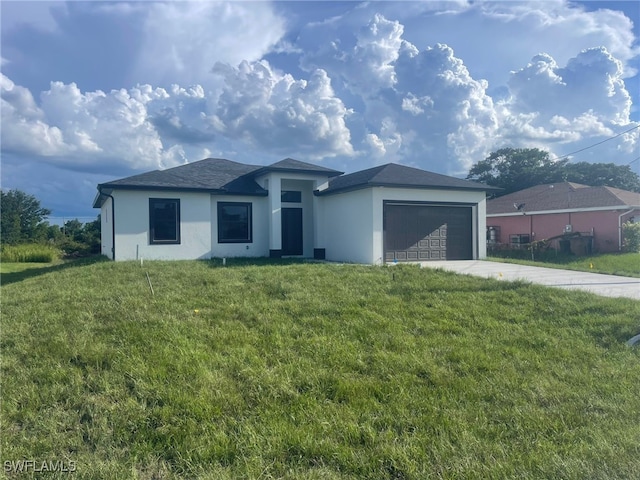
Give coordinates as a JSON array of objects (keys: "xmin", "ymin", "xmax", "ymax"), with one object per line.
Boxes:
[{"xmin": 419, "ymin": 260, "xmax": 640, "ymax": 300}]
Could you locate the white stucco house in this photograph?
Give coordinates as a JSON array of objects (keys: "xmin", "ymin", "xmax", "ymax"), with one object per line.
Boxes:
[{"xmin": 93, "ymin": 158, "xmax": 496, "ymax": 264}]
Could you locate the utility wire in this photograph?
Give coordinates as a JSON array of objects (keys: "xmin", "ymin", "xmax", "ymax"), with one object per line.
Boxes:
[{"xmin": 550, "ymin": 124, "xmax": 639, "ymax": 162}]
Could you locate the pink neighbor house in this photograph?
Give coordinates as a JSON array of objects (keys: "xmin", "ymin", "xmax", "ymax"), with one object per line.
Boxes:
[{"xmin": 486, "ymin": 182, "xmax": 640, "ymax": 254}]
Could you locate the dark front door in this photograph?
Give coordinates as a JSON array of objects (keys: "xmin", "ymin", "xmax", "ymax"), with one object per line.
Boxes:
[{"xmin": 282, "ymin": 208, "xmax": 303, "ymax": 255}]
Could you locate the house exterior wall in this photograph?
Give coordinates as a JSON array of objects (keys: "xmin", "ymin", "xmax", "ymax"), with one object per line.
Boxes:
[
  {"xmin": 210, "ymin": 195, "xmax": 269, "ymax": 258},
  {"xmin": 100, "ymin": 197, "xmax": 113, "ymax": 258},
  {"xmin": 487, "ymin": 208, "xmax": 640, "ymax": 253},
  {"xmin": 322, "ymin": 188, "xmax": 375, "ymax": 264},
  {"xmin": 109, "ymin": 190, "xmax": 212, "ymax": 261}
]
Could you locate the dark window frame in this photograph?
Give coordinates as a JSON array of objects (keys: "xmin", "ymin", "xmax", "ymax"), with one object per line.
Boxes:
[
  {"xmin": 218, "ymin": 202, "xmax": 253, "ymax": 243},
  {"xmin": 149, "ymin": 198, "xmax": 181, "ymax": 245}
]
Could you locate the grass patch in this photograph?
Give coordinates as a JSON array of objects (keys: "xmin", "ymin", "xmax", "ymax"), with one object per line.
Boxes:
[
  {"xmin": 2, "ymin": 260, "xmax": 639, "ymax": 479},
  {"xmin": 489, "ymin": 252, "xmax": 640, "ymax": 277},
  {"xmin": 0, "ymin": 243, "xmax": 61, "ymax": 263},
  {"xmin": 0, "ymin": 262, "xmax": 57, "ymax": 274}
]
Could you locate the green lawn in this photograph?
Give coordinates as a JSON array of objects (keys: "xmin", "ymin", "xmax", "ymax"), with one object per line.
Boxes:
[
  {"xmin": 1, "ymin": 259, "xmax": 639, "ymax": 479},
  {"xmin": 0, "ymin": 261, "xmax": 55, "ymax": 274},
  {"xmin": 488, "ymin": 252, "xmax": 640, "ymax": 277}
]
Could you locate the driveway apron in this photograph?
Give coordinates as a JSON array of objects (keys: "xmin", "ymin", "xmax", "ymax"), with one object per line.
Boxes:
[{"xmin": 419, "ymin": 260, "xmax": 640, "ymax": 300}]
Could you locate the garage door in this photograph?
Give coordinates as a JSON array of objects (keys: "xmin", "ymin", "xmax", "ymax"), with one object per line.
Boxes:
[{"xmin": 384, "ymin": 203, "xmax": 473, "ymax": 262}]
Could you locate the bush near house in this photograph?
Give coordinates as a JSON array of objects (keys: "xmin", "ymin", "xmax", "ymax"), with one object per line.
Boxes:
[{"xmin": 622, "ymin": 221, "xmax": 640, "ymax": 253}]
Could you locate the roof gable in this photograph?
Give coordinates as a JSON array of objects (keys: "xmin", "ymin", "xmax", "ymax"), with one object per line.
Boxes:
[
  {"xmin": 318, "ymin": 163, "xmax": 497, "ymax": 195},
  {"xmin": 255, "ymin": 158, "xmax": 343, "ymax": 177},
  {"xmin": 487, "ymin": 182, "xmax": 640, "ymax": 214}
]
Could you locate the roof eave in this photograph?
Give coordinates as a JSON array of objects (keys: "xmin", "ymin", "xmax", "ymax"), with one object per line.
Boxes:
[
  {"xmin": 487, "ymin": 205, "xmax": 640, "ymax": 216},
  {"xmin": 315, "ymin": 182, "xmax": 498, "ymax": 196},
  {"xmin": 253, "ymin": 166, "xmax": 343, "ymax": 178},
  {"xmin": 95, "ymin": 183, "xmax": 268, "ymax": 196}
]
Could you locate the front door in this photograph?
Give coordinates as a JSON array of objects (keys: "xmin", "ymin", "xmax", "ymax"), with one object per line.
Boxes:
[{"xmin": 282, "ymin": 208, "xmax": 303, "ymax": 255}]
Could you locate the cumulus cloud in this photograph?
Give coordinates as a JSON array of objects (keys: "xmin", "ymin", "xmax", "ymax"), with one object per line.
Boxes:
[
  {"xmin": 209, "ymin": 60, "xmax": 354, "ymax": 159},
  {"xmin": 1, "ymin": 75, "xmax": 67, "ymax": 156},
  {"xmin": 2, "ymin": 3, "xmax": 638, "ymax": 185},
  {"xmin": 0, "ymin": 74, "xmax": 213, "ymax": 172},
  {"xmin": 507, "ymin": 47, "xmax": 631, "ymax": 124},
  {"xmin": 301, "ymin": 14, "xmax": 417, "ymax": 96},
  {"xmin": 497, "ymin": 47, "xmax": 639, "ymax": 158},
  {"xmin": 366, "ymin": 117, "xmax": 403, "ymax": 161},
  {"xmin": 300, "ymin": 14, "xmax": 499, "ymax": 171},
  {"xmin": 475, "ymin": 1, "xmax": 638, "ymax": 74},
  {"xmin": 133, "ymin": 1, "xmax": 286, "ymax": 87},
  {"xmin": 1, "ymin": 58, "xmax": 357, "ymax": 173},
  {"xmin": 297, "ymin": 10, "xmax": 637, "ymax": 172}
]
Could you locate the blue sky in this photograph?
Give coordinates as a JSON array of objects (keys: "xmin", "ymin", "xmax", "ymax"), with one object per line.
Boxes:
[{"xmin": 1, "ymin": 1, "xmax": 639, "ymax": 219}]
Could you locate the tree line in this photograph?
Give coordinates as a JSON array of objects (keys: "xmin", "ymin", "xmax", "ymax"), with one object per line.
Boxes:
[
  {"xmin": 466, "ymin": 148, "xmax": 639, "ymax": 196},
  {"xmin": 1, "ymin": 189, "xmax": 100, "ymax": 255}
]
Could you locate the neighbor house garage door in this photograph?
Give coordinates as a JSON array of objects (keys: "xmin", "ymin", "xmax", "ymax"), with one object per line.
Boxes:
[{"xmin": 384, "ymin": 203, "xmax": 473, "ymax": 262}]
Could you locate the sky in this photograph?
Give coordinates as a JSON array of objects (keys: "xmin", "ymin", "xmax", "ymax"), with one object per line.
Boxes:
[{"xmin": 1, "ymin": 0, "xmax": 639, "ymax": 220}]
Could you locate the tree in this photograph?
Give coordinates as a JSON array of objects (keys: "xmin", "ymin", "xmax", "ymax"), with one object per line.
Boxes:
[
  {"xmin": 57, "ymin": 217, "xmax": 101, "ymax": 255},
  {"xmin": 80, "ymin": 216, "xmax": 101, "ymax": 253},
  {"xmin": 466, "ymin": 148, "xmax": 567, "ymax": 195},
  {"xmin": 63, "ymin": 219, "xmax": 84, "ymax": 240},
  {"xmin": 0, "ymin": 190, "xmax": 52, "ymax": 244},
  {"xmin": 563, "ymin": 162, "xmax": 640, "ymax": 192},
  {"xmin": 467, "ymin": 148, "xmax": 640, "ymax": 196}
]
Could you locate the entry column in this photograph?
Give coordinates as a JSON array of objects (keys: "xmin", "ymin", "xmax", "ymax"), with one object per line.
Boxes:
[{"xmin": 269, "ymin": 175, "xmax": 282, "ymax": 257}]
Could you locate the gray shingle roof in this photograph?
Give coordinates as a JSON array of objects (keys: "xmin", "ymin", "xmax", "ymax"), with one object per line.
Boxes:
[
  {"xmin": 254, "ymin": 158, "xmax": 343, "ymax": 177},
  {"xmin": 95, "ymin": 158, "xmax": 496, "ymax": 209},
  {"xmin": 99, "ymin": 158, "xmax": 266, "ymax": 193},
  {"xmin": 487, "ymin": 182, "xmax": 640, "ymax": 215},
  {"xmin": 316, "ymin": 163, "xmax": 498, "ymax": 196},
  {"xmin": 94, "ymin": 157, "xmax": 345, "ymax": 207}
]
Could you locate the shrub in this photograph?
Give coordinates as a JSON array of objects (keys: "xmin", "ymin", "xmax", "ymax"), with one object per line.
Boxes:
[
  {"xmin": 0, "ymin": 244, "xmax": 61, "ymax": 263},
  {"xmin": 56, "ymin": 238, "xmax": 92, "ymax": 257},
  {"xmin": 622, "ymin": 221, "xmax": 640, "ymax": 253}
]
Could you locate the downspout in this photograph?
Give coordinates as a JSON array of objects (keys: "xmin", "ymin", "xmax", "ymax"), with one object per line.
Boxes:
[
  {"xmin": 618, "ymin": 208, "xmax": 635, "ymax": 251},
  {"xmin": 100, "ymin": 188, "xmax": 116, "ymax": 260}
]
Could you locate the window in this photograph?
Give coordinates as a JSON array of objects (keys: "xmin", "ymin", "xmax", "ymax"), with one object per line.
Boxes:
[
  {"xmin": 281, "ymin": 190, "xmax": 302, "ymax": 203},
  {"xmin": 149, "ymin": 198, "xmax": 180, "ymax": 244},
  {"xmin": 510, "ymin": 234, "xmax": 530, "ymax": 246},
  {"xmin": 218, "ymin": 202, "xmax": 252, "ymax": 243}
]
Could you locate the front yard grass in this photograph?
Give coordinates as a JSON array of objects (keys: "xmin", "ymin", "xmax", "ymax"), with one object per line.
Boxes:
[{"xmin": 1, "ymin": 259, "xmax": 639, "ymax": 479}]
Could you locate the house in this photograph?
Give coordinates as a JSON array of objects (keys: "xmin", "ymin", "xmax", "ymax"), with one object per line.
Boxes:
[
  {"xmin": 486, "ymin": 182, "xmax": 640, "ymax": 253},
  {"xmin": 93, "ymin": 158, "xmax": 496, "ymax": 264}
]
